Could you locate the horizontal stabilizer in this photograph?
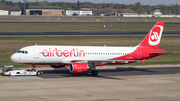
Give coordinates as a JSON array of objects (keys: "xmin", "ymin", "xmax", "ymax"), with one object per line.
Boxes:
[{"xmin": 149, "ymin": 52, "xmax": 176, "ymax": 55}]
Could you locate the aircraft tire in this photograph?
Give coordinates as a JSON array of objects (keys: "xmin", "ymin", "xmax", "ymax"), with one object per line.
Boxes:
[
  {"xmin": 91, "ymin": 70, "xmax": 98, "ymax": 76},
  {"xmin": 37, "ymin": 71, "xmax": 41, "ymax": 76}
]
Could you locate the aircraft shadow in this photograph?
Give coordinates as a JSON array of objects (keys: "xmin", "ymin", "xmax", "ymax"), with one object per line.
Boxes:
[
  {"xmin": 100, "ymin": 67, "xmax": 155, "ymax": 73},
  {"xmin": 39, "ymin": 67, "xmax": 157, "ymax": 80},
  {"xmin": 40, "ymin": 67, "xmax": 155, "ymax": 75}
]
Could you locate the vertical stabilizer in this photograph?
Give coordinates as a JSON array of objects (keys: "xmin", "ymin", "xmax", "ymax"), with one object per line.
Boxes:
[{"xmin": 138, "ymin": 22, "xmax": 165, "ymax": 49}]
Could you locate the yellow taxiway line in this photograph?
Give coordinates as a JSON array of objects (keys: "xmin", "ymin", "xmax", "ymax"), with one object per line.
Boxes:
[
  {"xmin": 0, "ymin": 76, "xmax": 8, "ymax": 77},
  {"xmin": 171, "ymin": 72, "xmax": 180, "ymax": 84}
]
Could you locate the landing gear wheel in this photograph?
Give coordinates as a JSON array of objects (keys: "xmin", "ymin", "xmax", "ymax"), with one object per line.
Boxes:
[
  {"xmin": 91, "ymin": 70, "xmax": 98, "ymax": 76},
  {"xmin": 36, "ymin": 71, "xmax": 41, "ymax": 76}
]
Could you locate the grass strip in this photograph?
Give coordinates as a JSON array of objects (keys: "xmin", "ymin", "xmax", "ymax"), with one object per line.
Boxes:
[{"xmin": 0, "ymin": 36, "xmax": 179, "ymax": 68}]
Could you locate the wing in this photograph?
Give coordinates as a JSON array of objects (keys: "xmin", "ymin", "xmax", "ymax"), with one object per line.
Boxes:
[{"xmin": 70, "ymin": 59, "xmax": 140, "ymax": 66}]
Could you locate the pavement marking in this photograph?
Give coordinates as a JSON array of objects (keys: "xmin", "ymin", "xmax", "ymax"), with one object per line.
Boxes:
[
  {"xmin": 0, "ymin": 76, "xmax": 8, "ymax": 77},
  {"xmin": 171, "ymin": 72, "xmax": 180, "ymax": 84}
]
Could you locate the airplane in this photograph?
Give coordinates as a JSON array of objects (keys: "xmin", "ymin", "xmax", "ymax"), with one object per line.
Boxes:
[{"xmin": 11, "ymin": 22, "xmax": 171, "ymax": 76}]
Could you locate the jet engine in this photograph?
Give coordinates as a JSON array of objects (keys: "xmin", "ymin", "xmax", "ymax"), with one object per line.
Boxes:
[{"xmin": 69, "ymin": 62, "xmax": 89, "ymax": 73}]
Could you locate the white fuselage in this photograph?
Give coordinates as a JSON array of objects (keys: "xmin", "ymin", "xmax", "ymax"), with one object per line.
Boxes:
[{"xmin": 11, "ymin": 45, "xmax": 138, "ymax": 65}]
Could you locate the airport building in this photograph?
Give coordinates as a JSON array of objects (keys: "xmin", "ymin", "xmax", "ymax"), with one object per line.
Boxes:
[
  {"xmin": 25, "ymin": 7, "xmax": 63, "ymax": 16},
  {"xmin": 153, "ymin": 7, "xmax": 162, "ymax": 17},
  {"xmin": 101, "ymin": 8, "xmax": 137, "ymax": 16},
  {"xmin": 10, "ymin": 11, "xmax": 21, "ymax": 15},
  {"xmin": 0, "ymin": 10, "xmax": 8, "ymax": 15},
  {"xmin": 63, "ymin": 10, "xmax": 92, "ymax": 16}
]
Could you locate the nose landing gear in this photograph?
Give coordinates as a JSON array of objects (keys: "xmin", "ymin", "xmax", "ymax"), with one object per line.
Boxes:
[{"xmin": 31, "ymin": 64, "xmax": 36, "ymax": 71}]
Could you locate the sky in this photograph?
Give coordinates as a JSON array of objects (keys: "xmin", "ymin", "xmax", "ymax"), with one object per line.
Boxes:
[{"xmin": 8, "ymin": 0, "xmax": 180, "ymax": 5}]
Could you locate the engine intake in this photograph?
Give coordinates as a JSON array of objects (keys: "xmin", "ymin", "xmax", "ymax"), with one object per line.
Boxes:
[{"xmin": 69, "ymin": 62, "xmax": 89, "ymax": 73}]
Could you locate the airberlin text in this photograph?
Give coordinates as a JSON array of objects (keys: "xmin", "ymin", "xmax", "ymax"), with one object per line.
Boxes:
[{"xmin": 42, "ymin": 48, "xmax": 85, "ymax": 57}]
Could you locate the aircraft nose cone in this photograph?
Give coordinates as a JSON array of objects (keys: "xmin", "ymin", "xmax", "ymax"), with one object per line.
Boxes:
[{"xmin": 10, "ymin": 53, "xmax": 18, "ymax": 62}]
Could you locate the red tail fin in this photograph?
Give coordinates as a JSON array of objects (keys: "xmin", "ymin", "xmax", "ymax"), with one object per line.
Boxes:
[{"xmin": 138, "ymin": 22, "xmax": 165, "ymax": 49}]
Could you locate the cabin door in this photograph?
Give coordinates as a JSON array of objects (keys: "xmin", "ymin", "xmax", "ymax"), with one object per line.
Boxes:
[{"xmin": 137, "ymin": 49, "xmax": 142, "ymax": 59}]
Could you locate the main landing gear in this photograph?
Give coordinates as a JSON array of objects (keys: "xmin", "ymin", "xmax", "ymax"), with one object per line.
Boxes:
[
  {"xmin": 90, "ymin": 65, "xmax": 98, "ymax": 76},
  {"xmin": 91, "ymin": 70, "xmax": 98, "ymax": 76}
]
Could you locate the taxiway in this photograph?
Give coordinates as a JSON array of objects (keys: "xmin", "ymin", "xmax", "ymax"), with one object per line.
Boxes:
[
  {"xmin": 0, "ymin": 65, "xmax": 180, "ymax": 101},
  {"xmin": 0, "ymin": 31, "xmax": 180, "ymax": 36}
]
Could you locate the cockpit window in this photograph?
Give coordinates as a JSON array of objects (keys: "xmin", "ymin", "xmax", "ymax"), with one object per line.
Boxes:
[
  {"xmin": 17, "ymin": 50, "xmax": 22, "ymax": 53},
  {"xmin": 17, "ymin": 50, "xmax": 28, "ymax": 54}
]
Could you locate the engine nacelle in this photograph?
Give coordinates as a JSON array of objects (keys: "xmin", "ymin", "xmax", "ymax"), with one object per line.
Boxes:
[
  {"xmin": 69, "ymin": 62, "xmax": 89, "ymax": 73},
  {"xmin": 50, "ymin": 64, "xmax": 65, "ymax": 68}
]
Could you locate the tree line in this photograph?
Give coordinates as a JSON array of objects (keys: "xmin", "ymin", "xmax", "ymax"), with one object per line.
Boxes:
[{"xmin": 0, "ymin": 1, "xmax": 179, "ymax": 14}]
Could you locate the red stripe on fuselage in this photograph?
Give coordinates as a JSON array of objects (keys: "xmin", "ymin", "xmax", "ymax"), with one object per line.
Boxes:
[{"xmin": 18, "ymin": 62, "xmax": 70, "ymax": 65}]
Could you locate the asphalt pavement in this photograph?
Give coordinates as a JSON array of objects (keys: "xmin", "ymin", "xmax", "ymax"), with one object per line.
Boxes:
[
  {"xmin": 38, "ymin": 65, "xmax": 180, "ymax": 78},
  {"xmin": 0, "ymin": 31, "xmax": 179, "ymax": 36},
  {"xmin": 0, "ymin": 65, "xmax": 180, "ymax": 101},
  {"xmin": 0, "ymin": 22, "xmax": 180, "ymax": 24}
]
